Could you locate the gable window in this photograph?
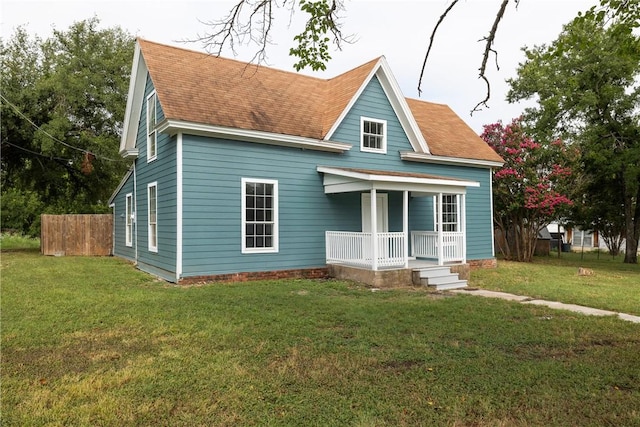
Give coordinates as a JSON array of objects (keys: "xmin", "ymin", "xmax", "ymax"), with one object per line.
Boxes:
[
  {"xmin": 125, "ymin": 193, "xmax": 133, "ymax": 247},
  {"xmin": 147, "ymin": 92, "xmax": 157, "ymax": 162},
  {"xmin": 435, "ymin": 194, "xmax": 459, "ymax": 232},
  {"xmin": 148, "ymin": 182, "xmax": 158, "ymax": 252},
  {"xmin": 360, "ymin": 117, "xmax": 387, "ymax": 153},
  {"xmin": 242, "ymin": 178, "xmax": 278, "ymax": 253}
]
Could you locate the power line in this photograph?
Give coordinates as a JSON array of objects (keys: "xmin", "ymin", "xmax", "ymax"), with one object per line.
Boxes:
[
  {"xmin": 0, "ymin": 93, "xmax": 122, "ymax": 162},
  {"xmin": 2, "ymin": 140, "xmax": 74, "ymax": 163}
]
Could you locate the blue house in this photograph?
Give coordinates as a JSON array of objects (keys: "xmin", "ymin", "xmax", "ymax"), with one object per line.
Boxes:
[{"xmin": 109, "ymin": 39, "xmax": 503, "ymax": 288}]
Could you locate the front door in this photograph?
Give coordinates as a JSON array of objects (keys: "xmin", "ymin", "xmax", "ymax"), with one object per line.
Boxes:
[{"xmin": 361, "ymin": 193, "xmax": 388, "ymax": 233}]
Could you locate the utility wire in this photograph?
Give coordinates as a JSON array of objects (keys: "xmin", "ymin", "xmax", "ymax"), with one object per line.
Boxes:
[
  {"xmin": 0, "ymin": 93, "xmax": 122, "ymax": 162},
  {"xmin": 2, "ymin": 140, "xmax": 74, "ymax": 163}
]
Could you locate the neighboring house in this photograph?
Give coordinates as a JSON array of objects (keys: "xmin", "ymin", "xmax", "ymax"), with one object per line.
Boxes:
[
  {"xmin": 548, "ymin": 223, "xmax": 608, "ymax": 252},
  {"xmin": 109, "ymin": 39, "xmax": 504, "ymax": 287}
]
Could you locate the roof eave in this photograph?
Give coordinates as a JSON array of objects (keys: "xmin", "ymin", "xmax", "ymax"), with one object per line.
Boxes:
[
  {"xmin": 119, "ymin": 148, "xmax": 139, "ymax": 159},
  {"xmin": 375, "ymin": 59, "xmax": 430, "ymax": 154},
  {"xmin": 158, "ymin": 119, "xmax": 353, "ymax": 153},
  {"xmin": 400, "ymin": 151, "xmax": 504, "ymax": 168},
  {"xmin": 119, "ymin": 41, "xmax": 147, "ymax": 155},
  {"xmin": 317, "ymin": 166, "xmax": 480, "ymax": 192}
]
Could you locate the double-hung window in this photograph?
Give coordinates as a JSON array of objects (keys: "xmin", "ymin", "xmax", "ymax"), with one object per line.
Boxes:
[
  {"xmin": 242, "ymin": 178, "xmax": 278, "ymax": 253},
  {"xmin": 435, "ymin": 194, "xmax": 459, "ymax": 232},
  {"xmin": 147, "ymin": 92, "xmax": 157, "ymax": 162},
  {"xmin": 148, "ymin": 182, "xmax": 158, "ymax": 252},
  {"xmin": 360, "ymin": 117, "xmax": 387, "ymax": 153},
  {"xmin": 125, "ymin": 193, "xmax": 133, "ymax": 247}
]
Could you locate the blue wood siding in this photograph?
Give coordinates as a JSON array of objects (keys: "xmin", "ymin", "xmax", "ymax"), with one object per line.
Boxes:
[
  {"xmin": 112, "ymin": 171, "xmax": 136, "ymax": 261},
  {"xmin": 181, "ymin": 141, "xmax": 494, "ymax": 277},
  {"xmin": 182, "ymin": 136, "xmax": 361, "ymax": 276},
  {"xmin": 111, "ymin": 73, "xmax": 177, "ymax": 281},
  {"xmin": 113, "ymin": 71, "xmax": 495, "ymax": 280},
  {"xmin": 331, "ymin": 75, "xmax": 415, "ymax": 166}
]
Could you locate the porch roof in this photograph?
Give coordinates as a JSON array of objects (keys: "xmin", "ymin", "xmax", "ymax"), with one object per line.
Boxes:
[{"xmin": 317, "ymin": 166, "xmax": 479, "ymax": 194}]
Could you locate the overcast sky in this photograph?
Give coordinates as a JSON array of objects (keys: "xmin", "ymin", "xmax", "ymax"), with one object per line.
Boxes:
[{"xmin": 2, "ymin": 0, "xmax": 596, "ymax": 133}]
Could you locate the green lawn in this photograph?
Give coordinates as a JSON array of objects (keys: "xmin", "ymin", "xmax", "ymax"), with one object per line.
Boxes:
[
  {"xmin": 2, "ymin": 251, "xmax": 639, "ymax": 426},
  {"xmin": 471, "ymin": 250, "xmax": 640, "ymax": 316}
]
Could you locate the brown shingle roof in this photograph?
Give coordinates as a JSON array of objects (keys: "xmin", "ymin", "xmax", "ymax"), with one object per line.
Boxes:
[
  {"xmin": 322, "ymin": 58, "xmax": 379, "ymax": 136},
  {"xmin": 406, "ymin": 98, "xmax": 503, "ymax": 163},
  {"xmin": 139, "ymin": 39, "xmax": 502, "ymax": 163}
]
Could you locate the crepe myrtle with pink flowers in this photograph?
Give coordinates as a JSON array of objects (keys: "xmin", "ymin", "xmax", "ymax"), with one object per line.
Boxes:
[{"xmin": 482, "ymin": 117, "xmax": 575, "ymax": 262}]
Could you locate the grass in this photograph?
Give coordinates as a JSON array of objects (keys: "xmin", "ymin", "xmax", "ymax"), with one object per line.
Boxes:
[
  {"xmin": 471, "ymin": 250, "xmax": 640, "ymax": 316},
  {"xmin": 2, "ymin": 251, "xmax": 639, "ymax": 426},
  {"xmin": 0, "ymin": 233, "xmax": 40, "ymax": 251}
]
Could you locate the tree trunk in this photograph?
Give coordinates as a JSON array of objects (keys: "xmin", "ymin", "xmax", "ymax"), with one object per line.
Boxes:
[
  {"xmin": 494, "ymin": 219, "xmax": 510, "ymax": 259},
  {"xmin": 623, "ymin": 186, "xmax": 639, "ymax": 264}
]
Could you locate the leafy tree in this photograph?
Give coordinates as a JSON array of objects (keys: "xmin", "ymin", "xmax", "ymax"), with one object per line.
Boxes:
[
  {"xmin": 506, "ymin": 2, "xmax": 640, "ymax": 263},
  {"xmin": 1, "ymin": 18, "xmax": 134, "ymax": 236},
  {"xmin": 481, "ymin": 118, "xmax": 575, "ymax": 262}
]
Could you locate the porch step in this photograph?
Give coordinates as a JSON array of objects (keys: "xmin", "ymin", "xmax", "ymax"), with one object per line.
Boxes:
[{"xmin": 413, "ymin": 266, "xmax": 467, "ymax": 291}]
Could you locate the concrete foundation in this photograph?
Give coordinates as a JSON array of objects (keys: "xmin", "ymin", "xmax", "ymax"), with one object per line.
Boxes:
[
  {"xmin": 328, "ymin": 261, "xmax": 478, "ymax": 289},
  {"xmin": 327, "ymin": 264, "xmax": 414, "ymax": 288},
  {"xmin": 449, "ymin": 263, "xmax": 470, "ymax": 281}
]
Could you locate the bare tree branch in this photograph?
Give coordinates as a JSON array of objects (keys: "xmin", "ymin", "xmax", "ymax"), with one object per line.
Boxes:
[
  {"xmin": 189, "ymin": 0, "xmax": 293, "ymax": 65},
  {"xmin": 471, "ymin": 0, "xmax": 512, "ymax": 115},
  {"xmin": 417, "ymin": 0, "xmax": 461, "ymax": 97},
  {"xmin": 418, "ymin": 0, "xmax": 516, "ymax": 115}
]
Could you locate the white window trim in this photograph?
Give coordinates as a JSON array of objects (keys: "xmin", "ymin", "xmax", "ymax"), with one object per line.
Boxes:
[
  {"xmin": 125, "ymin": 192, "xmax": 133, "ymax": 247},
  {"xmin": 148, "ymin": 182, "xmax": 158, "ymax": 253},
  {"xmin": 241, "ymin": 177, "xmax": 279, "ymax": 254},
  {"xmin": 360, "ymin": 116, "xmax": 387, "ymax": 154},
  {"xmin": 146, "ymin": 92, "xmax": 157, "ymax": 163},
  {"xmin": 434, "ymin": 194, "xmax": 460, "ymax": 232}
]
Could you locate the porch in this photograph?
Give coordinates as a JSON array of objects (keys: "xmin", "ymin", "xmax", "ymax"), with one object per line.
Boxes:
[
  {"xmin": 318, "ymin": 166, "xmax": 479, "ymax": 289},
  {"xmin": 317, "ymin": 167, "xmax": 479, "ymax": 285}
]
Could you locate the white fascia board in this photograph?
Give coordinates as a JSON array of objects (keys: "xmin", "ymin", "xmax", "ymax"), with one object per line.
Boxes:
[
  {"xmin": 375, "ymin": 58, "xmax": 430, "ymax": 154},
  {"xmin": 108, "ymin": 166, "xmax": 134, "ymax": 205},
  {"xmin": 323, "ymin": 57, "xmax": 430, "ymax": 154},
  {"xmin": 158, "ymin": 120, "xmax": 352, "ymax": 153},
  {"xmin": 323, "ymin": 181, "xmax": 373, "ymax": 194},
  {"xmin": 384, "ymin": 183, "xmax": 468, "ymax": 194},
  {"xmin": 119, "ymin": 42, "xmax": 147, "ymax": 158},
  {"xmin": 400, "ymin": 151, "xmax": 504, "ymax": 168},
  {"xmin": 317, "ymin": 166, "xmax": 479, "ymax": 188}
]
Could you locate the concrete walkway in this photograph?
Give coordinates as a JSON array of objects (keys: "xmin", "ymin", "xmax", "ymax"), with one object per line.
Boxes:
[{"xmin": 450, "ymin": 289, "xmax": 640, "ymax": 324}]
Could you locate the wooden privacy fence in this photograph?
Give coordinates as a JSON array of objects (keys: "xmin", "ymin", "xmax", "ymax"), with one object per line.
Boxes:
[{"xmin": 41, "ymin": 214, "xmax": 113, "ymax": 256}]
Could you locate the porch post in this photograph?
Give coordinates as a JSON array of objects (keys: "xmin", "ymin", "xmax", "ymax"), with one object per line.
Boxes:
[
  {"xmin": 437, "ymin": 192, "xmax": 444, "ymax": 266},
  {"xmin": 460, "ymin": 194, "xmax": 467, "ymax": 263},
  {"xmin": 371, "ymin": 189, "xmax": 378, "ymax": 271},
  {"xmin": 403, "ymin": 190, "xmax": 409, "ymax": 268}
]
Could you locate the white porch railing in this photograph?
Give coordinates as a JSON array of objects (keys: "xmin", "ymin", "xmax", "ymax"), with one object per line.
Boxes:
[
  {"xmin": 411, "ymin": 230, "xmax": 465, "ymax": 263},
  {"xmin": 325, "ymin": 231, "xmax": 406, "ymax": 269},
  {"xmin": 376, "ymin": 232, "xmax": 406, "ymax": 268}
]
